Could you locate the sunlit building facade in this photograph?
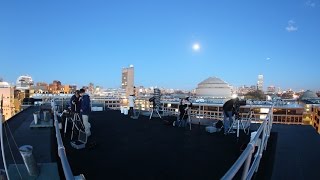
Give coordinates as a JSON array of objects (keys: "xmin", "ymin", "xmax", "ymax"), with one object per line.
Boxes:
[
  {"xmin": 122, "ymin": 65, "xmax": 135, "ymax": 98},
  {"xmin": 0, "ymin": 81, "xmax": 15, "ymax": 120}
]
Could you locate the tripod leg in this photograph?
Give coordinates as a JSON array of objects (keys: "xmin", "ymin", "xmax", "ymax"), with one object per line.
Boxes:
[
  {"xmin": 149, "ymin": 109, "xmax": 153, "ymax": 120},
  {"xmin": 237, "ymin": 119, "xmax": 240, "ymax": 138},
  {"xmin": 77, "ymin": 114, "xmax": 85, "ymax": 129},
  {"xmin": 228, "ymin": 117, "xmax": 236, "ymax": 133},
  {"xmin": 156, "ymin": 109, "xmax": 162, "ymax": 119},
  {"xmin": 64, "ymin": 117, "xmax": 68, "ymax": 137},
  {"xmin": 71, "ymin": 122, "xmax": 75, "ymax": 140}
]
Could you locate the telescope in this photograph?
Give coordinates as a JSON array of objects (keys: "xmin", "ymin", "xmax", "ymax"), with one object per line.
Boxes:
[
  {"xmin": 149, "ymin": 97, "xmax": 155, "ymax": 102},
  {"xmin": 237, "ymin": 100, "xmax": 247, "ymax": 106}
]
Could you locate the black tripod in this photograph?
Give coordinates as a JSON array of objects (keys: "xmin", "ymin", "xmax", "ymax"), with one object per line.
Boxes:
[
  {"xmin": 149, "ymin": 102, "xmax": 162, "ymax": 120},
  {"xmin": 178, "ymin": 107, "xmax": 192, "ymax": 130},
  {"xmin": 149, "ymin": 106, "xmax": 162, "ymax": 120}
]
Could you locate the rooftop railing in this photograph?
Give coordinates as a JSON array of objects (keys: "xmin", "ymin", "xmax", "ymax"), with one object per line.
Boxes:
[
  {"xmin": 221, "ymin": 106, "xmax": 274, "ymax": 180},
  {"xmin": 52, "ymin": 101, "xmax": 78, "ymax": 180}
]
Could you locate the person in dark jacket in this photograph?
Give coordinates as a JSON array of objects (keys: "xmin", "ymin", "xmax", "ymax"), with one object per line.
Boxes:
[
  {"xmin": 79, "ymin": 88, "xmax": 91, "ymax": 137},
  {"xmin": 222, "ymin": 98, "xmax": 238, "ymax": 134},
  {"xmin": 70, "ymin": 90, "xmax": 80, "ymax": 113}
]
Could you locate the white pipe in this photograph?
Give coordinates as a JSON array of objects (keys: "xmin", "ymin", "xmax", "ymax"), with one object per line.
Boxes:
[{"xmin": 0, "ymin": 113, "xmax": 10, "ymax": 180}]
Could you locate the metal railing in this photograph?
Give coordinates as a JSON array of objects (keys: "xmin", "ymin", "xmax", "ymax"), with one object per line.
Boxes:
[
  {"xmin": 0, "ymin": 113, "xmax": 10, "ymax": 180},
  {"xmin": 52, "ymin": 103, "xmax": 74, "ymax": 180},
  {"xmin": 221, "ymin": 106, "xmax": 274, "ymax": 180}
]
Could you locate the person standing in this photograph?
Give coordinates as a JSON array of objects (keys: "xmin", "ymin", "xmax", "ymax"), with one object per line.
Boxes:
[
  {"xmin": 70, "ymin": 90, "xmax": 80, "ymax": 113},
  {"xmin": 79, "ymin": 88, "xmax": 91, "ymax": 137},
  {"xmin": 178, "ymin": 97, "xmax": 192, "ymax": 127},
  {"xmin": 128, "ymin": 94, "xmax": 135, "ymax": 118}
]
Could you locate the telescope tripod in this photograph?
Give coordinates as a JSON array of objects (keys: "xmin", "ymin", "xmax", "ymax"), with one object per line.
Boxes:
[
  {"xmin": 149, "ymin": 106, "xmax": 162, "ymax": 120},
  {"xmin": 178, "ymin": 108, "xmax": 192, "ymax": 130},
  {"xmin": 228, "ymin": 109, "xmax": 254, "ymax": 138}
]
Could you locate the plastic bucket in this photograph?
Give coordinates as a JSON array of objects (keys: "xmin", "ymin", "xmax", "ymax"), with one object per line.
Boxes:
[{"xmin": 123, "ymin": 108, "xmax": 128, "ymax": 115}]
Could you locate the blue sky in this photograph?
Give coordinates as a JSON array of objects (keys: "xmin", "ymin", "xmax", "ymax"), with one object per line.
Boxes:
[{"xmin": 1, "ymin": 0, "xmax": 320, "ymax": 91}]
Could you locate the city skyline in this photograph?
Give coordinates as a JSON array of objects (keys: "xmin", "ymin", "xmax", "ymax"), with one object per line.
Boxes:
[{"xmin": 1, "ymin": 1, "xmax": 320, "ymax": 91}]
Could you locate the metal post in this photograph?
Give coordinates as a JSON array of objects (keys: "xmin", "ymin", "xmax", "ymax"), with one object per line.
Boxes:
[
  {"xmin": 241, "ymin": 148, "xmax": 253, "ymax": 180},
  {"xmin": 19, "ymin": 145, "xmax": 39, "ymax": 177}
]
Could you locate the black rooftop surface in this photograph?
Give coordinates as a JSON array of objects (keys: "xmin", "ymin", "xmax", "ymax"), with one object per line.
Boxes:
[
  {"xmin": 3, "ymin": 108, "xmax": 319, "ymax": 179},
  {"xmin": 61, "ymin": 110, "xmax": 275, "ymax": 180},
  {"xmin": 271, "ymin": 124, "xmax": 320, "ymax": 180},
  {"xmin": 0, "ymin": 106, "xmax": 57, "ymax": 170}
]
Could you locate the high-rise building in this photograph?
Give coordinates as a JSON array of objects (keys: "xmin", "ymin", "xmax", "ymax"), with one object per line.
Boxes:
[
  {"xmin": 257, "ymin": 75, "xmax": 264, "ymax": 91},
  {"xmin": 122, "ymin": 65, "xmax": 134, "ymax": 97},
  {"xmin": 0, "ymin": 81, "xmax": 15, "ymax": 120}
]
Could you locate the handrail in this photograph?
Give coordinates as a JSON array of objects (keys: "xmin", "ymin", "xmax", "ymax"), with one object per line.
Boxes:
[
  {"xmin": 221, "ymin": 106, "xmax": 273, "ymax": 180},
  {"xmin": 52, "ymin": 104, "xmax": 74, "ymax": 180},
  {"xmin": 0, "ymin": 113, "xmax": 10, "ymax": 180}
]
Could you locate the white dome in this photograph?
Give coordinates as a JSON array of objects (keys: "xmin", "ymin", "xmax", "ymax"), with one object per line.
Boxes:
[
  {"xmin": 300, "ymin": 90, "xmax": 319, "ymax": 100},
  {"xmin": 0, "ymin": 81, "xmax": 10, "ymax": 87},
  {"xmin": 196, "ymin": 77, "xmax": 232, "ymax": 98}
]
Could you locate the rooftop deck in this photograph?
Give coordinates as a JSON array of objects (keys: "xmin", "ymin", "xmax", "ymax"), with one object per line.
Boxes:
[
  {"xmin": 1, "ymin": 108, "xmax": 320, "ymax": 179},
  {"xmin": 61, "ymin": 110, "xmax": 274, "ymax": 180}
]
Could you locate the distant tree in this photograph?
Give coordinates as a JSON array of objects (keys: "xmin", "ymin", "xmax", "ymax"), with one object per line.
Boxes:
[
  {"xmin": 244, "ymin": 90, "xmax": 266, "ymax": 100},
  {"xmin": 175, "ymin": 90, "xmax": 184, "ymax": 94},
  {"xmin": 281, "ymin": 92, "xmax": 294, "ymax": 99}
]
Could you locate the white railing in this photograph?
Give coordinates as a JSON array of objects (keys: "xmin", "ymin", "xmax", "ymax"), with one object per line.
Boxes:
[
  {"xmin": 52, "ymin": 103, "xmax": 75, "ymax": 180},
  {"xmin": 0, "ymin": 112, "xmax": 10, "ymax": 180},
  {"xmin": 221, "ymin": 107, "xmax": 274, "ymax": 180}
]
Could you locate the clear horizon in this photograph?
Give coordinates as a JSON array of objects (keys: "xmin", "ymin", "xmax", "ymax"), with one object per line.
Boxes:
[{"xmin": 1, "ymin": 1, "xmax": 320, "ymax": 91}]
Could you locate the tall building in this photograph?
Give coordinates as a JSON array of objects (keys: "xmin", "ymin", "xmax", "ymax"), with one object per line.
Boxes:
[
  {"xmin": 122, "ymin": 65, "xmax": 134, "ymax": 97},
  {"xmin": 0, "ymin": 81, "xmax": 15, "ymax": 120},
  {"xmin": 257, "ymin": 74, "xmax": 264, "ymax": 91}
]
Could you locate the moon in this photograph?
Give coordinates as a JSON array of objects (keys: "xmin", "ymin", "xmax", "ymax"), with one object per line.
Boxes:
[{"xmin": 192, "ymin": 43, "xmax": 200, "ymax": 51}]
